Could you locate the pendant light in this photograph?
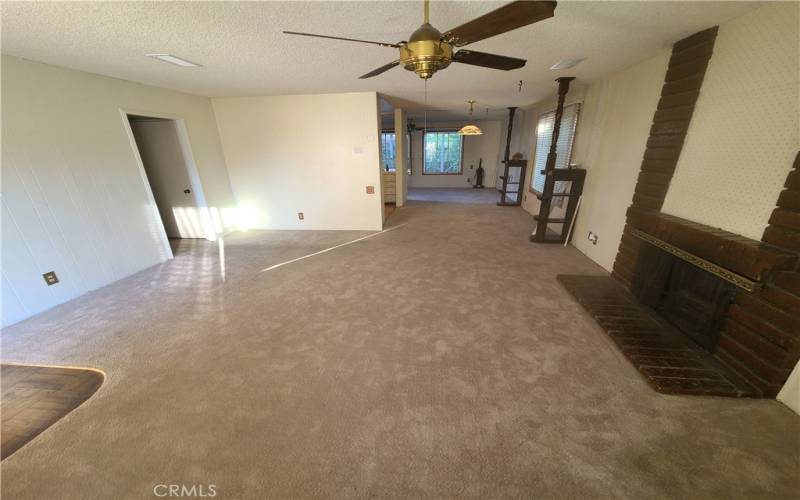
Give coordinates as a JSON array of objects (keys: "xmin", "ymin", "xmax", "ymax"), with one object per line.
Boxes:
[{"xmin": 458, "ymin": 100, "xmax": 483, "ymax": 136}]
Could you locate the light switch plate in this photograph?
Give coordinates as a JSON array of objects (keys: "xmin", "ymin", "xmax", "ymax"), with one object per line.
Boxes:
[{"xmin": 366, "ymin": 186, "xmax": 375, "ymax": 194}]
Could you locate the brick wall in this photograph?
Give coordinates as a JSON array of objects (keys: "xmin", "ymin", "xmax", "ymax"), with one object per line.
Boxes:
[
  {"xmin": 609, "ymin": 25, "xmax": 800, "ymax": 397},
  {"xmin": 716, "ymin": 153, "xmax": 800, "ymax": 396},
  {"xmin": 612, "ymin": 28, "xmax": 718, "ymax": 286}
]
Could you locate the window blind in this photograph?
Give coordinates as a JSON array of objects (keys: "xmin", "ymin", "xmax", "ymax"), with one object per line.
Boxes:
[{"xmin": 531, "ymin": 103, "xmax": 580, "ymax": 193}]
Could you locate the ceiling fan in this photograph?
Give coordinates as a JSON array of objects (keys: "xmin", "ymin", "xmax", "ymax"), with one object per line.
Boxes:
[{"xmin": 284, "ymin": 0, "xmax": 557, "ymax": 80}]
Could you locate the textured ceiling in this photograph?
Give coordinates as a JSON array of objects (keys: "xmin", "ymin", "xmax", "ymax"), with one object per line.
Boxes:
[{"xmin": 1, "ymin": 1, "xmax": 760, "ymax": 115}]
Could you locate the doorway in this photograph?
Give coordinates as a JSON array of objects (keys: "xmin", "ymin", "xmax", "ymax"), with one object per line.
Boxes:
[
  {"xmin": 379, "ymin": 98, "xmax": 397, "ymax": 223},
  {"xmin": 126, "ymin": 115, "xmax": 208, "ymax": 249}
]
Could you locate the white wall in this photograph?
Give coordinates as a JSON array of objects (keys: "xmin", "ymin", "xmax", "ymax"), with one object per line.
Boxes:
[
  {"xmin": 394, "ymin": 108, "xmax": 408, "ymax": 207},
  {"xmin": 212, "ymin": 92, "xmax": 383, "ymax": 231},
  {"xmin": 778, "ymin": 363, "xmax": 800, "ymax": 415},
  {"xmin": 662, "ymin": 3, "xmax": 800, "ymax": 240},
  {"xmin": 1, "ymin": 55, "xmax": 236, "ymax": 327},
  {"xmin": 408, "ymin": 121, "xmax": 503, "ymax": 189}
]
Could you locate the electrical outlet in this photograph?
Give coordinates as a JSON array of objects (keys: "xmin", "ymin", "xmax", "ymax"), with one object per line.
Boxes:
[
  {"xmin": 43, "ymin": 271, "xmax": 59, "ymax": 285},
  {"xmin": 365, "ymin": 186, "xmax": 375, "ymax": 194},
  {"xmin": 297, "ymin": 212, "xmax": 304, "ymax": 220},
  {"xmin": 588, "ymin": 232, "xmax": 598, "ymax": 245}
]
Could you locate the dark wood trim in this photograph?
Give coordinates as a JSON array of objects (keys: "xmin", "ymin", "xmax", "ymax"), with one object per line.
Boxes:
[
  {"xmin": 498, "ymin": 107, "xmax": 519, "ymax": 205},
  {"xmin": 531, "ymin": 77, "xmax": 586, "ymax": 243}
]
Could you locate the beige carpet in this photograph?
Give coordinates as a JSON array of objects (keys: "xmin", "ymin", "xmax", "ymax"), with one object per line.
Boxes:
[
  {"xmin": 407, "ymin": 187, "xmax": 501, "ymax": 204},
  {"xmin": 1, "ymin": 199, "xmax": 798, "ymax": 499}
]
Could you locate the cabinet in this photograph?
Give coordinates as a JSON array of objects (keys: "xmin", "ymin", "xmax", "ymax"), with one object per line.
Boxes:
[{"xmin": 383, "ymin": 171, "xmax": 396, "ymax": 203}]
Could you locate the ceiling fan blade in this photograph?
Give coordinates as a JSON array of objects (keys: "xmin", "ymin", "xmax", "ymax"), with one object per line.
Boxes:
[
  {"xmin": 453, "ymin": 50, "xmax": 526, "ymax": 71},
  {"xmin": 283, "ymin": 31, "xmax": 400, "ymax": 48},
  {"xmin": 359, "ymin": 60, "xmax": 400, "ymax": 79},
  {"xmin": 442, "ymin": 1, "xmax": 557, "ymax": 47}
]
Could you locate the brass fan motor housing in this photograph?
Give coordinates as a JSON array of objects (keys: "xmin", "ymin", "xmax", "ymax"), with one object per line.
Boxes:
[
  {"xmin": 283, "ymin": 1, "xmax": 554, "ymax": 80},
  {"xmin": 400, "ymin": 23, "xmax": 453, "ymax": 79}
]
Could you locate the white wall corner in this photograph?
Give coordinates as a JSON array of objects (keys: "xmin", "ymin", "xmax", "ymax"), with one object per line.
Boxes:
[{"xmin": 777, "ymin": 361, "xmax": 800, "ymax": 415}]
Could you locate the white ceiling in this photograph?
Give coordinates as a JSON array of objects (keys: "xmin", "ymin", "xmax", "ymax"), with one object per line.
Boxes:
[{"xmin": 2, "ymin": 1, "xmax": 760, "ymax": 115}]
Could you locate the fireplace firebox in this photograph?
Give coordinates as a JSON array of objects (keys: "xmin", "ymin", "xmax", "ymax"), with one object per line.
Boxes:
[{"xmin": 631, "ymin": 244, "xmax": 737, "ymax": 351}]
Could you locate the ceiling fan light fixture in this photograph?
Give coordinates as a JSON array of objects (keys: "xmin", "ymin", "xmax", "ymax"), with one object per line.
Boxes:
[
  {"xmin": 550, "ymin": 58, "xmax": 584, "ymax": 70},
  {"xmin": 284, "ymin": 0, "xmax": 555, "ymax": 81}
]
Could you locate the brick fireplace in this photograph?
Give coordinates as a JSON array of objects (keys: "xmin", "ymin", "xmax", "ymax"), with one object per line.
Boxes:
[
  {"xmin": 561, "ymin": 26, "xmax": 800, "ymax": 397},
  {"xmin": 611, "ymin": 24, "xmax": 800, "ymax": 396},
  {"xmin": 614, "ymin": 205, "xmax": 799, "ymax": 396}
]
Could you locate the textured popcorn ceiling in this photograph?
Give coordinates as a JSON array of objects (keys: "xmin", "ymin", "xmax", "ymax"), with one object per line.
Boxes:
[
  {"xmin": 1, "ymin": 1, "xmax": 759, "ymax": 113},
  {"xmin": 661, "ymin": 2, "xmax": 800, "ymax": 240}
]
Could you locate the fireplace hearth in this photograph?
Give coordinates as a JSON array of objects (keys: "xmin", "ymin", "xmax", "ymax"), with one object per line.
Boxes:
[{"xmin": 558, "ymin": 274, "xmax": 760, "ymax": 397}]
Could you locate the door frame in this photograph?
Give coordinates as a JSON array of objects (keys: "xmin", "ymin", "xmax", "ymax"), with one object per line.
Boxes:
[{"xmin": 119, "ymin": 108, "xmax": 215, "ymax": 257}]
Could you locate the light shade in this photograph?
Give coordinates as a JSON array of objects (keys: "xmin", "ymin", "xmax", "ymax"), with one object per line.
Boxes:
[{"xmin": 458, "ymin": 124, "xmax": 483, "ymax": 136}]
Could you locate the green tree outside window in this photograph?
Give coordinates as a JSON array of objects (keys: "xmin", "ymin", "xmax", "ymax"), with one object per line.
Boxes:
[{"xmin": 423, "ymin": 131, "xmax": 463, "ymax": 174}]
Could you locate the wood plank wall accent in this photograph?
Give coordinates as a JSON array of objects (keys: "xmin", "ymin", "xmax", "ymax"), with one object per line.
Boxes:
[
  {"xmin": 716, "ymin": 153, "xmax": 800, "ymax": 396},
  {"xmin": 612, "ymin": 27, "xmax": 719, "ymax": 287}
]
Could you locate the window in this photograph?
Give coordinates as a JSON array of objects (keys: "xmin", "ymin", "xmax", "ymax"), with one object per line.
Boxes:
[
  {"xmin": 423, "ymin": 131, "xmax": 463, "ymax": 175},
  {"xmin": 530, "ymin": 103, "xmax": 580, "ymax": 193},
  {"xmin": 380, "ymin": 131, "xmax": 396, "ymax": 171}
]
